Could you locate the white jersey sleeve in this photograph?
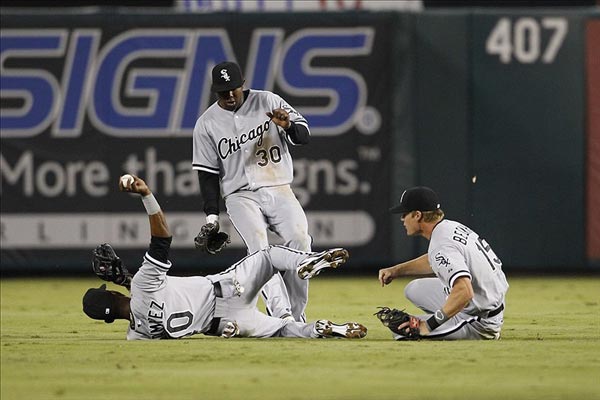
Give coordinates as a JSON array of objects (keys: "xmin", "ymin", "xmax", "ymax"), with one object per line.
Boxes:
[
  {"xmin": 428, "ymin": 220, "xmax": 509, "ymax": 316},
  {"xmin": 192, "ymin": 118, "xmax": 220, "ymax": 175}
]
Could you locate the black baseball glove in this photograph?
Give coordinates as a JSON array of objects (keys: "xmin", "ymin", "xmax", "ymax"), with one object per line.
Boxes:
[
  {"xmin": 92, "ymin": 243, "xmax": 132, "ymax": 289},
  {"xmin": 374, "ymin": 306, "xmax": 421, "ymax": 340},
  {"xmin": 194, "ymin": 223, "xmax": 230, "ymax": 255}
]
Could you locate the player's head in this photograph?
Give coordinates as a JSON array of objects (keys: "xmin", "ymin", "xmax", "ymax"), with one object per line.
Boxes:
[
  {"xmin": 211, "ymin": 61, "xmax": 245, "ymax": 111},
  {"xmin": 390, "ymin": 186, "xmax": 444, "ymax": 235},
  {"xmin": 82, "ymin": 284, "xmax": 130, "ymax": 323}
]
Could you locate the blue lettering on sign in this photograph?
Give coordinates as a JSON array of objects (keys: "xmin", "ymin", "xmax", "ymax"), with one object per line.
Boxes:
[
  {"xmin": 281, "ymin": 28, "xmax": 373, "ymax": 135},
  {"xmin": 90, "ymin": 30, "xmax": 189, "ymax": 136},
  {"xmin": 1, "ymin": 30, "xmax": 66, "ymax": 138},
  {"xmin": 180, "ymin": 30, "xmax": 234, "ymax": 130},
  {"xmin": 54, "ymin": 30, "xmax": 101, "ymax": 137},
  {"xmin": 0, "ymin": 27, "xmax": 375, "ymax": 138},
  {"xmin": 245, "ymin": 29, "xmax": 284, "ymax": 94}
]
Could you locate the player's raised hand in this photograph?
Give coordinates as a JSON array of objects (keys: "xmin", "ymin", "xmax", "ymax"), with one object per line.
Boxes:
[
  {"xmin": 119, "ymin": 174, "xmax": 151, "ymax": 196},
  {"xmin": 267, "ymin": 108, "xmax": 291, "ymax": 129}
]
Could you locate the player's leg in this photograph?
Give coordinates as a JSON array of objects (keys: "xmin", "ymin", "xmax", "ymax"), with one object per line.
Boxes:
[
  {"xmin": 396, "ymin": 278, "xmax": 493, "ymax": 340},
  {"xmin": 266, "ymin": 245, "xmax": 348, "ymax": 279},
  {"xmin": 260, "ymin": 185, "xmax": 312, "ymax": 321},
  {"xmin": 216, "ymin": 245, "xmax": 346, "ymax": 304},
  {"xmin": 276, "ymin": 319, "xmax": 367, "ymax": 339},
  {"xmin": 403, "ymin": 277, "xmax": 447, "ymax": 313},
  {"xmin": 225, "ymin": 192, "xmax": 294, "ymax": 319},
  {"xmin": 227, "ymin": 309, "xmax": 366, "ymax": 339},
  {"xmin": 225, "ymin": 191, "xmax": 269, "ymax": 251}
]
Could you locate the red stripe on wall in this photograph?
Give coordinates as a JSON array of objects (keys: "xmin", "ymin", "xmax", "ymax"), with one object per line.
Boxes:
[{"xmin": 586, "ymin": 18, "xmax": 600, "ymax": 260}]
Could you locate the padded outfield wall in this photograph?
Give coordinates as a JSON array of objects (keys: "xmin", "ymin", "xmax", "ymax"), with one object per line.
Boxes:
[{"xmin": 1, "ymin": 8, "xmax": 598, "ymax": 273}]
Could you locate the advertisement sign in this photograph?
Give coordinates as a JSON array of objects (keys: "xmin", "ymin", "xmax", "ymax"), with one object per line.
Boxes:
[{"xmin": 1, "ymin": 13, "xmax": 400, "ymax": 271}]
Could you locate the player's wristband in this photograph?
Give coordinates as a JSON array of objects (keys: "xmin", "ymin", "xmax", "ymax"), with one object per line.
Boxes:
[
  {"xmin": 142, "ymin": 193, "xmax": 161, "ymax": 215},
  {"xmin": 206, "ymin": 214, "xmax": 219, "ymax": 225},
  {"xmin": 426, "ymin": 309, "xmax": 449, "ymax": 331}
]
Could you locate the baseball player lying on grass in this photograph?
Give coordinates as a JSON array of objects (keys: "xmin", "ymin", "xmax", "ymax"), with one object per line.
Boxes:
[
  {"xmin": 376, "ymin": 186, "xmax": 508, "ymax": 341},
  {"xmin": 82, "ymin": 175, "xmax": 367, "ymax": 340}
]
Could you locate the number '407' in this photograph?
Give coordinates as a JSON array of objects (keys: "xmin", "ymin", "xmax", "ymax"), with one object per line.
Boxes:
[{"xmin": 486, "ymin": 17, "xmax": 568, "ymax": 64}]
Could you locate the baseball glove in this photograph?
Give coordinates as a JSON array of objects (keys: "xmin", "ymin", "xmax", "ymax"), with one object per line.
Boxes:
[
  {"xmin": 92, "ymin": 243, "xmax": 132, "ymax": 288},
  {"xmin": 374, "ymin": 306, "xmax": 421, "ymax": 340},
  {"xmin": 194, "ymin": 223, "xmax": 230, "ymax": 254}
]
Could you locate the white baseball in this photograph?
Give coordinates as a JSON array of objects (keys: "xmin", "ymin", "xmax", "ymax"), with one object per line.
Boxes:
[{"xmin": 120, "ymin": 174, "xmax": 134, "ymax": 187}]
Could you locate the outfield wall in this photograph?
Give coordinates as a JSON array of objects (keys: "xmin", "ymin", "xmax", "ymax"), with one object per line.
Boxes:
[{"xmin": 1, "ymin": 8, "xmax": 598, "ymax": 273}]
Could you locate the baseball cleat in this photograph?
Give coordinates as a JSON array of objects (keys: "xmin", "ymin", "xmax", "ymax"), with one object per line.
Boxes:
[
  {"xmin": 313, "ymin": 319, "xmax": 367, "ymax": 339},
  {"xmin": 297, "ymin": 248, "xmax": 349, "ymax": 280}
]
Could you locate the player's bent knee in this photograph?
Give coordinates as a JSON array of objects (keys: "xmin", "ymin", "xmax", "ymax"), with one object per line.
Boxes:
[{"xmin": 403, "ymin": 280, "xmax": 422, "ymax": 303}]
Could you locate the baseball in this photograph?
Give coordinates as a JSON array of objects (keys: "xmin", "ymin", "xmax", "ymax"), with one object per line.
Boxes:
[{"xmin": 120, "ymin": 174, "xmax": 134, "ymax": 187}]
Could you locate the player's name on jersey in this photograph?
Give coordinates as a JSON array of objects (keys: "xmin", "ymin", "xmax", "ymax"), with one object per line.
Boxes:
[{"xmin": 0, "ymin": 212, "xmax": 375, "ymax": 248}]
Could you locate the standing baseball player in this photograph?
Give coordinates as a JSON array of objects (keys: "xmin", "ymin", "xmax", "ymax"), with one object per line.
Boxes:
[
  {"xmin": 192, "ymin": 61, "xmax": 312, "ymax": 322},
  {"xmin": 376, "ymin": 186, "xmax": 509, "ymax": 340},
  {"xmin": 82, "ymin": 175, "xmax": 367, "ymax": 340}
]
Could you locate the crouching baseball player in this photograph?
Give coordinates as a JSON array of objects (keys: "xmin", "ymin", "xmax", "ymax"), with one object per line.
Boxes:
[
  {"xmin": 82, "ymin": 175, "xmax": 367, "ymax": 340},
  {"xmin": 376, "ymin": 186, "xmax": 508, "ymax": 341}
]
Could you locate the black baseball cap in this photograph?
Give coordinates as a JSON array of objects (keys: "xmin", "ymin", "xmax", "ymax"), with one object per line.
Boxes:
[
  {"xmin": 390, "ymin": 186, "xmax": 441, "ymax": 214},
  {"xmin": 82, "ymin": 284, "xmax": 118, "ymax": 323},
  {"xmin": 211, "ymin": 61, "xmax": 244, "ymax": 92}
]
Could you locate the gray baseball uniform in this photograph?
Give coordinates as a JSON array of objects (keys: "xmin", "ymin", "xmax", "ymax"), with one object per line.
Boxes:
[
  {"xmin": 127, "ymin": 245, "xmax": 320, "ymax": 340},
  {"xmin": 192, "ymin": 89, "xmax": 311, "ymax": 321},
  {"xmin": 397, "ymin": 219, "xmax": 509, "ymax": 340}
]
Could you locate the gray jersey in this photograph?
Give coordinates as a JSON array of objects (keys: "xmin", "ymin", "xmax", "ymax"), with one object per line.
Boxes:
[
  {"xmin": 427, "ymin": 219, "xmax": 509, "ymax": 317},
  {"xmin": 192, "ymin": 89, "xmax": 309, "ymax": 197},
  {"xmin": 127, "ymin": 252, "xmax": 215, "ymax": 340},
  {"xmin": 126, "ymin": 245, "xmax": 326, "ymax": 340}
]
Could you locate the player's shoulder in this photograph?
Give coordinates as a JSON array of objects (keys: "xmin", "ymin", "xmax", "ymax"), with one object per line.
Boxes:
[
  {"xmin": 194, "ymin": 101, "xmax": 221, "ymax": 128},
  {"xmin": 247, "ymin": 89, "xmax": 281, "ymax": 101},
  {"xmin": 430, "ymin": 220, "xmax": 460, "ymax": 243},
  {"xmin": 248, "ymin": 88, "xmax": 274, "ymax": 96},
  {"xmin": 433, "ymin": 219, "xmax": 455, "ymax": 233},
  {"xmin": 199, "ymin": 101, "xmax": 221, "ymax": 119}
]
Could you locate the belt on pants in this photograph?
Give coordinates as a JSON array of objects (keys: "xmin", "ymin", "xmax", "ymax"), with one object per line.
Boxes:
[
  {"xmin": 487, "ymin": 303, "xmax": 504, "ymax": 318},
  {"xmin": 206, "ymin": 281, "xmax": 223, "ymax": 336}
]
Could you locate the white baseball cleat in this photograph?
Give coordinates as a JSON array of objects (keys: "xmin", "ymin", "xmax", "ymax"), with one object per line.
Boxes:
[
  {"xmin": 297, "ymin": 248, "xmax": 349, "ymax": 280},
  {"xmin": 313, "ymin": 320, "xmax": 367, "ymax": 339}
]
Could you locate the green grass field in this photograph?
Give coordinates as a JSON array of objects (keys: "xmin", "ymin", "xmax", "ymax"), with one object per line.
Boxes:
[{"xmin": 1, "ymin": 275, "xmax": 599, "ymax": 400}]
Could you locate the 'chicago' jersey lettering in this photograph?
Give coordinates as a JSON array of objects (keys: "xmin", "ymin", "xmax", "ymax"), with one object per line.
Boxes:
[
  {"xmin": 217, "ymin": 120, "xmax": 270, "ymax": 160},
  {"xmin": 192, "ymin": 89, "xmax": 309, "ymax": 196}
]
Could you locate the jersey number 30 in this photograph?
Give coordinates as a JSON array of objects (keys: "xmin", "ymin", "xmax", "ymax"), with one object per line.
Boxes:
[{"xmin": 256, "ymin": 145, "xmax": 282, "ymax": 167}]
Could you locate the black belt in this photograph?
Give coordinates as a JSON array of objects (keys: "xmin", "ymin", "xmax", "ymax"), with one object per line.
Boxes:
[
  {"xmin": 206, "ymin": 282, "xmax": 223, "ymax": 336},
  {"xmin": 487, "ymin": 304, "xmax": 504, "ymax": 318}
]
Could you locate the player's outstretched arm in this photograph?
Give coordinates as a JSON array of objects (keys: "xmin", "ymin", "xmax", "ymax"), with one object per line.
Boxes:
[
  {"xmin": 119, "ymin": 174, "xmax": 170, "ymax": 238},
  {"xmin": 378, "ymin": 254, "xmax": 433, "ymax": 287}
]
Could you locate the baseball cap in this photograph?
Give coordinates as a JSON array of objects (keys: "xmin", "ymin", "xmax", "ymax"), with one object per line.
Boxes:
[
  {"xmin": 390, "ymin": 186, "xmax": 441, "ymax": 214},
  {"xmin": 211, "ymin": 61, "xmax": 244, "ymax": 92},
  {"xmin": 82, "ymin": 284, "xmax": 118, "ymax": 323}
]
